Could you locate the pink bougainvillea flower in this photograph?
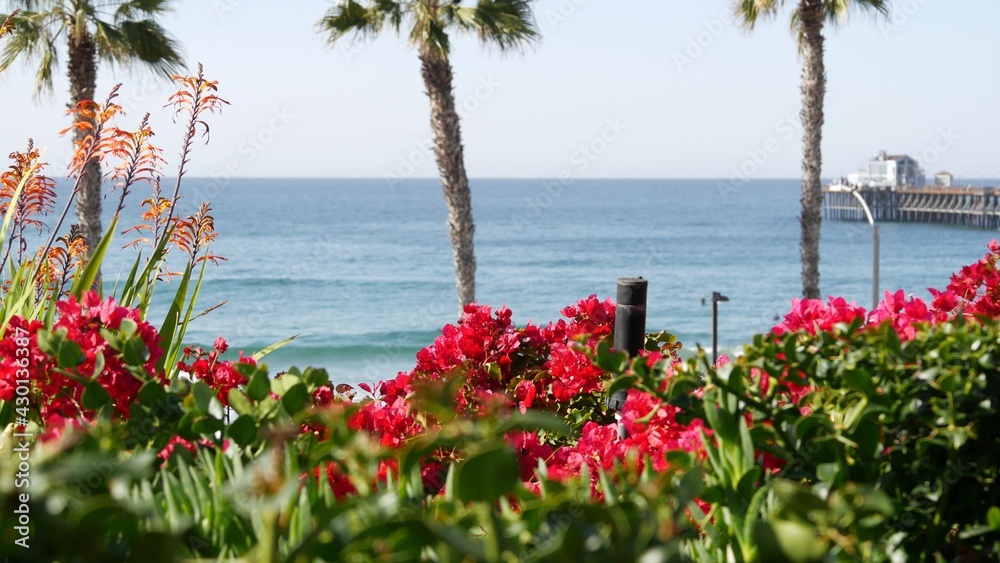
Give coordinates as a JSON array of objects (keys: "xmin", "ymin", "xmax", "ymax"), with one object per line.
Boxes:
[
  {"xmin": 0, "ymin": 291, "xmax": 164, "ymax": 427},
  {"xmin": 772, "ymin": 296, "xmax": 866, "ymax": 336},
  {"xmin": 177, "ymin": 341, "xmax": 258, "ymax": 406}
]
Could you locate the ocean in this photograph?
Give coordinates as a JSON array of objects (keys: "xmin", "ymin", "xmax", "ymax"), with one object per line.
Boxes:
[{"xmin": 91, "ymin": 178, "xmax": 996, "ymax": 386}]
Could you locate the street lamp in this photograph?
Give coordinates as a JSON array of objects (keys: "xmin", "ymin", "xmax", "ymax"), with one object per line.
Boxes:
[
  {"xmin": 849, "ymin": 188, "xmax": 880, "ymax": 311},
  {"xmin": 711, "ymin": 292, "xmax": 729, "ymax": 365},
  {"xmin": 608, "ymin": 277, "xmax": 647, "ymax": 440}
]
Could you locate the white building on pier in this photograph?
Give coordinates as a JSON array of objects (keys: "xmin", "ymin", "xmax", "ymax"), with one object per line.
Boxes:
[{"xmin": 846, "ymin": 150, "xmax": 925, "ymax": 189}]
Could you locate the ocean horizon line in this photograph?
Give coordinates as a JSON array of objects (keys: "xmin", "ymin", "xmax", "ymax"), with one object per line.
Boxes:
[
  {"xmin": 175, "ymin": 176, "xmax": 1000, "ymax": 183},
  {"xmin": 179, "ymin": 176, "xmax": 807, "ymax": 182}
]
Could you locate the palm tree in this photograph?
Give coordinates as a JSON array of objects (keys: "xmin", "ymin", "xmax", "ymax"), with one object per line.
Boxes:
[
  {"xmin": 0, "ymin": 1, "xmax": 183, "ymax": 254},
  {"xmin": 734, "ymin": 0, "xmax": 887, "ymax": 299},
  {"xmin": 319, "ymin": 0, "xmax": 538, "ymax": 313}
]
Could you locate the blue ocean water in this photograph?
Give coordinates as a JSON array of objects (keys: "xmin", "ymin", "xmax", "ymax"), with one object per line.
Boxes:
[{"xmin": 92, "ymin": 178, "xmax": 996, "ymax": 385}]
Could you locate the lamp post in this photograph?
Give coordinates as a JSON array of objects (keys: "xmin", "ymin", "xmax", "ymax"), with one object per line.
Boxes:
[
  {"xmin": 711, "ymin": 292, "xmax": 729, "ymax": 365},
  {"xmin": 849, "ymin": 188, "xmax": 880, "ymax": 311},
  {"xmin": 608, "ymin": 277, "xmax": 647, "ymax": 440}
]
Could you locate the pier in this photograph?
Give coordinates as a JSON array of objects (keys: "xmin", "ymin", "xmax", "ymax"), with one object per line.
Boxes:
[{"xmin": 823, "ymin": 186, "xmax": 1000, "ymax": 229}]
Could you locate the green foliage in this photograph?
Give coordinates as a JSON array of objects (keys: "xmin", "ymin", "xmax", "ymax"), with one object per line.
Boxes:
[
  {"xmin": 10, "ymin": 310, "xmax": 1000, "ymax": 561},
  {"xmin": 660, "ymin": 317, "xmax": 1000, "ymax": 561}
]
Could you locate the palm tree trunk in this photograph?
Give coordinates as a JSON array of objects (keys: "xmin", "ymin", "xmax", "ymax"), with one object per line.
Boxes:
[
  {"xmin": 420, "ymin": 49, "xmax": 476, "ymax": 314},
  {"xmin": 797, "ymin": 0, "xmax": 826, "ymax": 299},
  {"xmin": 67, "ymin": 26, "xmax": 103, "ymax": 257}
]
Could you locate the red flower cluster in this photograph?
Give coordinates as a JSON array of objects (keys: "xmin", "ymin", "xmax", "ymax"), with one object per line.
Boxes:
[
  {"xmin": 947, "ymin": 239, "xmax": 1000, "ymax": 316},
  {"xmin": 309, "ymin": 242, "xmax": 1000, "ymax": 502},
  {"xmin": 541, "ymin": 296, "xmax": 615, "ymax": 398},
  {"xmin": 157, "ymin": 435, "xmax": 218, "ymax": 461},
  {"xmin": 177, "ymin": 337, "xmax": 257, "ymax": 405},
  {"xmin": 327, "ymin": 295, "xmax": 705, "ymax": 499},
  {"xmin": 868, "ymin": 290, "xmax": 941, "ymax": 341},
  {"xmin": 775, "ymin": 241, "xmax": 1000, "ymax": 341},
  {"xmin": 374, "ymin": 296, "xmax": 615, "ymax": 420},
  {"xmin": 772, "ymin": 296, "xmax": 867, "ymax": 336},
  {"xmin": 0, "ymin": 291, "xmax": 164, "ymax": 425},
  {"xmin": 518, "ymin": 374, "xmax": 710, "ymax": 496},
  {"xmin": 620, "ymin": 388, "xmax": 709, "ymax": 471},
  {"xmin": 405, "ymin": 303, "xmax": 533, "ymax": 415}
]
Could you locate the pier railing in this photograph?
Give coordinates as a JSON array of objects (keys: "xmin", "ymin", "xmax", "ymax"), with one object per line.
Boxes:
[{"xmin": 823, "ymin": 186, "xmax": 1000, "ymax": 229}]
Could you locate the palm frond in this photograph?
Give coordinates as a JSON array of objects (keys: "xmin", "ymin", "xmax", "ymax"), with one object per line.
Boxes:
[
  {"xmin": 409, "ymin": 0, "xmax": 448, "ymax": 57},
  {"xmin": 108, "ymin": 19, "xmax": 182, "ymax": 76},
  {"xmin": 113, "ymin": 0, "xmax": 178, "ymax": 21},
  {"xmin": 31, "ymin": 35, "xmax": 57, "ymax": 95},
  {"xmin": 318, "ymin": 0, "xmax": 404, "ymax": 46},
  {"xmin": 0, "ymin": 11, "xmax": 64, "ymax": 97},
  {"xmin": 732, "ymin": 0, "xmax": 784, "ymax": 30},
  {"xmin": 822, "ymin": 0, "xmax": 888, "ymax": 27},
  {"xmin": 2, "ymin": 1, "xmax": 182, "ymax": 94},
  {"xmin": 7, "ymin": 1, "xmax": 43, "ymax": 10},
  {"xmin": 446, "ymin": 0, "xmax": 538, "ymax": 53}
]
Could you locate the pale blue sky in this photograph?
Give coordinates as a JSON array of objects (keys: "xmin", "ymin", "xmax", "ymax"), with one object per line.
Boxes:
[{"xmin": 0, "ymin": 1, "xmax": 997, "ymax": 181}]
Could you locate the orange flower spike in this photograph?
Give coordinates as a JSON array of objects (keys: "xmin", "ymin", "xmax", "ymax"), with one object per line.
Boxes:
[
  {"xmin": 60, "ymin": 85, "xmax": 125, "ymax": 179},
  {"xmin": 35, "ymin": 227, "xmax": 86, "ymax": 298},
  {"xmin": 167, "ymin": 65, "xmax": 229, "ymax": 144},
  {"xmin": 111, "ymin": 113, "xmax": 166, "ymax": 216},
  {"xmin": 179, "ymin": 203, "xmax": 225, "ymax": 267},
  {"xmin": 0, "ymin": 140, "xmax": 56, "ymax": 272},
  {"xmin": 67, "ymin": 234, "xmax": 87, "ymax": 262},
  {"xmin": 167, "ymin": 216, "xmax": 196, "ymax": 263},
  {"xmin": 122, "ymin": 191, "xmax": 172, "ymax": 250},
  {"xmin": 165, "ymin": 64, "xmax": 229, "ymax": 220}
]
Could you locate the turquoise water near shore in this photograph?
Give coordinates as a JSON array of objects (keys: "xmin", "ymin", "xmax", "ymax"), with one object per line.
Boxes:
[{"xmin": 92, "ymin": 178, "xmax": 997, "ymax": 385}]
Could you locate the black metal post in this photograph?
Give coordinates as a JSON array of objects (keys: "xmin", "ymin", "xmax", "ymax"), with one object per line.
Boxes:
[
  {"xmin": 608, "ymin": 277, "xmax": 647, "ymax": 440},
  {"xmin": 711, "ymin": 292, "xmax": 729, "ymax": 365}
]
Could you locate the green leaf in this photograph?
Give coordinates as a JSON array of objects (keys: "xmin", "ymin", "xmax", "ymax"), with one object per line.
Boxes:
[
  {"xmin": 252, "ymin": 333, "xmax": 299, "ymax": 362},
  {"xmin": 91, "ymin": 351, "xmax": 106, "ymax": 378},
  {"xmin": 883, "ymin": 323, "xmax": 902, "ymax": 355},
  {"xmin": 281, "ymin": 383, "xmax": 310, "ymax": 415},
  {"xmin": 228, "ymin": 414, "xmax": 258, "ymax": 447},
  {"xmin": 704, "ymin": 396, "xmax": 738, "ymax": 442},
  {"xmin": 455, "ymin": 445, "xmax": 519, "ymax": 503},
  {"xmin": 843, "ymin": 368, "xmax": 876, "ymax": 396},
  {"xmin": 426, "ymin": 520, "xmax": 487, "ymax": 560},
  {"xmin": 665, "ymin": 450, "xmax": 694, "ymax": 471},
  {"xmin": 606, "ymin": 374, "xmax": 637, "ymax": 401},
  {"xmin": 772, "ymin": 480, "xmax": 829, "ymax": 522},
  {"xmin": 154, "ymin": 263, "xmax": 190, "ymax": 376},
  {"xmin": 36, "ymin": 329, "xmax": 58, "ymax": 356},
  {"xmin": 596, "ymin": 341, "xmax": 628, "ymax": 373},
  {"xmin": 82, "ymin": 381, "xmax": 111, "ymax": 411},
  {"xmin": 247, "ymin": 368, "xmax": 271, "ymax": 402},
  {"xmin": 755, "ymin": 520, "xmax": 828, "ymax": 563},
  {"xmin": 271, "ymin": 374, "xmax": 301, "ymax": 397},
  {"xmin": 119, "ymin": 317, "xmax": 138, "ymax": 337},
  {"xmin": 496, "ymin": 411, "xmax": 571, "ymax": 436},
  {"xmin": 301, "ymin": 367, "xmax": 330, "ymax": 389},
  {"xmin": 676, "ymin": 466, "xmax": 704, "ymax": 511},
  {"xmin": 70, "ymin": 216, "xmax": 118, "ymax": 297},
  {"xmin": 121, "ymin": 336, "xmax": 148, "ymax": 367},
  {"xmin": 816, "ymin": 462, "xmax": 841, "ymax": 485},
  {"xmin": 737, "ymin": 466, "xmax": 762, "ymax": 500},
  {"xmin": 138, "ymin": 380, "xmax": 167, "ymax": 406},
  {"xmin": 988, "ymin": 507, "xmax": 1000, "ymax": 530},
  {"xmin": 228, "ymin": 388, "xmax": 256, "ymax": 417},
  {"xmin": 192, "ymin": 380, "xmax": 215, "ymax": 414},
  {"xmin": 57, "ymin": 340, "xmax": 84, "ymax": 368},
  {"xmin": 980, "ymin": 352, "xmax": 997, "ymax": 370},
  {"xmin": 191, "ymin": 415, "xmax": 224, "ymax": 436}
]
